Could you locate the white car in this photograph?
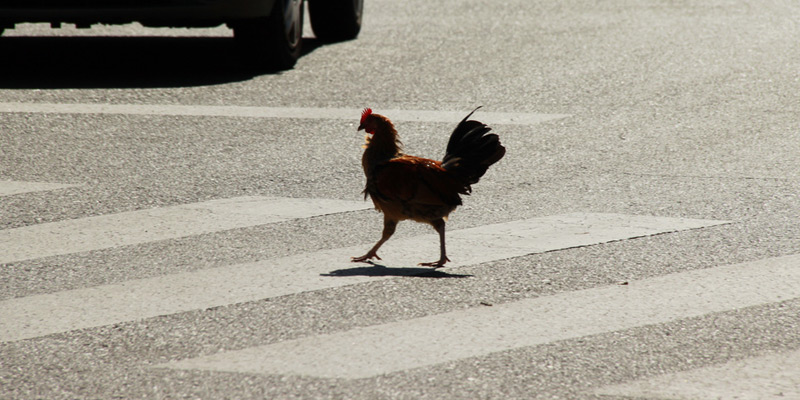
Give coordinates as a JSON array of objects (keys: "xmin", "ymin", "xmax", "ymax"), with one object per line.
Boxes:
[{"xmin": 0, "ymin": 0, "xmax": 363, "ymax": 70}]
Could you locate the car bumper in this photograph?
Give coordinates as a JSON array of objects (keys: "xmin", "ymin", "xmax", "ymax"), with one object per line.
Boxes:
[{"xmin": 0, "ymin": 0, "xmax": 274, "ymax": 27}]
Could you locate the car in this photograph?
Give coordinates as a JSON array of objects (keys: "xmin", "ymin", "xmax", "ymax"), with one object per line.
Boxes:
[{"xmin": 0, "ymin": 0, "xmax": 363, "ymax": 70}]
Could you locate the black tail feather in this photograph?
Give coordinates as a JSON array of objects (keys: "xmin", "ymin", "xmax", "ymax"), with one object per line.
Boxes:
[{"xmin": 441, "ymin": 107, "xmax": 506, "ymax": 188}]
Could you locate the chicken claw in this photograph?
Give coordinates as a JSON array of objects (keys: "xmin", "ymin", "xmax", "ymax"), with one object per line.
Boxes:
[
  {"xmin": 419, "ymin": 257, "xmax": 450, "ymax": 269},
  {"xmin": 351, "ymin": 252, "xmax": 381, "ymax": 263}
]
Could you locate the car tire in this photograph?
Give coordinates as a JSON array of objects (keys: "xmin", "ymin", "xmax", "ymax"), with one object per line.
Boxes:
[
  {"xmin": 308, "ymin": 0, "xmax": 362, "ymax": 42},
  {"xmin": 232, "ymin": 0, "xmax": 304, "ymax": 70}
]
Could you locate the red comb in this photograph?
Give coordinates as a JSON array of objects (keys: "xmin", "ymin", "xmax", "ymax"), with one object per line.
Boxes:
[{"xmin": 360, "ymin": 108, "xmax": 372, "ymax": 124}]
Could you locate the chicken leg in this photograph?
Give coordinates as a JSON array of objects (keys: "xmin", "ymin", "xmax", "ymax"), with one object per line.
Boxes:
[
  {"xmin": 418, "ymin": 218, "xmax": 449, "ymax": 268},
  {"xmin": 351, "ymin": 218, "xmax": 397, "ymax": 263}
]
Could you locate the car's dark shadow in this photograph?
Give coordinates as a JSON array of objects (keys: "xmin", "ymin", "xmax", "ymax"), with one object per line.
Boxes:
[
  {"xmin": 0, "ymin": 35, "xmax": 325, "ymax": 89},
  {"xmin": 322, "ymin": 263, "xmax": 473, "ymax": 278}
]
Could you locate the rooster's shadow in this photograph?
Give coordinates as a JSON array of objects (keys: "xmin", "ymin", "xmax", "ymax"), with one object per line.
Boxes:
[{"xmin": 322, "ymin": 263, "xmax": 472, "ymax": 278}]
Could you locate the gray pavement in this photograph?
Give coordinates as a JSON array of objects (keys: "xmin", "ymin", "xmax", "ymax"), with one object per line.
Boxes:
[{"xmin": 2, "ymin": 1, "xmax": 800, "ymax": 399}]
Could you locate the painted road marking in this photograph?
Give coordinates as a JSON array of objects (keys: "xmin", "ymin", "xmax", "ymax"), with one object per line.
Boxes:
[
  {"xmin": 160, "ymin": 253, "xmax": 800, "ymax": 380},
  {"xmin": 0, "ymin": 213, "xmax": 727, "ymax": 342},
  {"xmin": 0, "ymin": 180, "xmax": 79, "ymax": 196},
  {"xmin": 0, "ymin": 196, "xmax": 370, "ymax": 265},
  {"xmin": 0, "ymin": 102, "xmax": 570, "ymax": 126},
  {"xmin": 595, "ymin": 348, "xmax": 800, "ymax": 399}
]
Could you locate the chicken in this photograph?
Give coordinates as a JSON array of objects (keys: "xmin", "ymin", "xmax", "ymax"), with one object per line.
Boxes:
[{"xmin": 352, "ymin": 107, "xmax": 506, "ymax": 268}]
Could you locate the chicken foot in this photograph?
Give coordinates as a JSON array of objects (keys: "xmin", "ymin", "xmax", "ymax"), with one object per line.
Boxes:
[{"xmin": 351, "ymin": 218, "xmax": 397, "ymax": 263}]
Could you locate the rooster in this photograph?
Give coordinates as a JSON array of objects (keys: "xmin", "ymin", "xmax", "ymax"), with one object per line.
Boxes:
[{"xmin": 352, "ymin": 107, "xmax": 506, "ymax": 268}]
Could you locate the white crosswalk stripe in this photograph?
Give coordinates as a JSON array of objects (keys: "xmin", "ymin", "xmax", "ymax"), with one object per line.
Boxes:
[
  {"xmin": 595, "ymin": 348, "xmax": 800, "ymax": 399},
  {"xmin": 0, "ymin": 180, "xmax": 79, "ymax": 197},
  {"xmin": 0, "ymin": 102, "xmax": 571, "ymax": 126},
  {"xmin": 0, "ymin": 196, "xmax": 369, "ymax": 264},
  {"xmin": 158, "ymin": 254, "xmax": 800, "ymax": 379},
  {"xmin": 1, "ymin": 212, "xmax": 726, "ymax": 342}
]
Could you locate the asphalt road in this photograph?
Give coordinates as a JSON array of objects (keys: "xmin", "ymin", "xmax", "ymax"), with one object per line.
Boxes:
[{"xmin": 2, "ymin": 1, "xmax": 800, "ymax": 399}]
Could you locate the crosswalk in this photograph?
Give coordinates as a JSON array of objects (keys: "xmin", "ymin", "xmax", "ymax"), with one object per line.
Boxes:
[
  {"xmin": 161, "ymin": 255, "xmax": 800, "ymax": 380},
  {"xmin": 0, "ymin": 180, "xmax": 79, "ymax": 197},
  {"xmin": 2, "ymin": 179, "xmax": 799, "ymax": 398},
  {"xmin": 1, "ymin": 195, "xmax": 371, "ymax": 264},
  {"xmin": 595, "ymin": 348, "xmax": 800, "ymax": 399},
  {"xmin": 0, "ymin": 102, "xmax": 571, "ymax": 126},
  {"xmin": 0, "ymin": 205, "xmax": 726, "ymax": 342}
]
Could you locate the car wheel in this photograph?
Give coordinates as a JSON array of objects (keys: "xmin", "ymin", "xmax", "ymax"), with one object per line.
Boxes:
[
  {"xmin": 232, "ymin": 0, "xmax": 304, "ymax": 70},
  {"xmin": 308, "ymin": 0, "xmax": 362, "ymax": 42}
]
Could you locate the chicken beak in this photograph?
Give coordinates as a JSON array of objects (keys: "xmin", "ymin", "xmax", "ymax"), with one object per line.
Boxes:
[{"xmin": 357, "ymin": 123, "xmax": 364, "ymax": 131}]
